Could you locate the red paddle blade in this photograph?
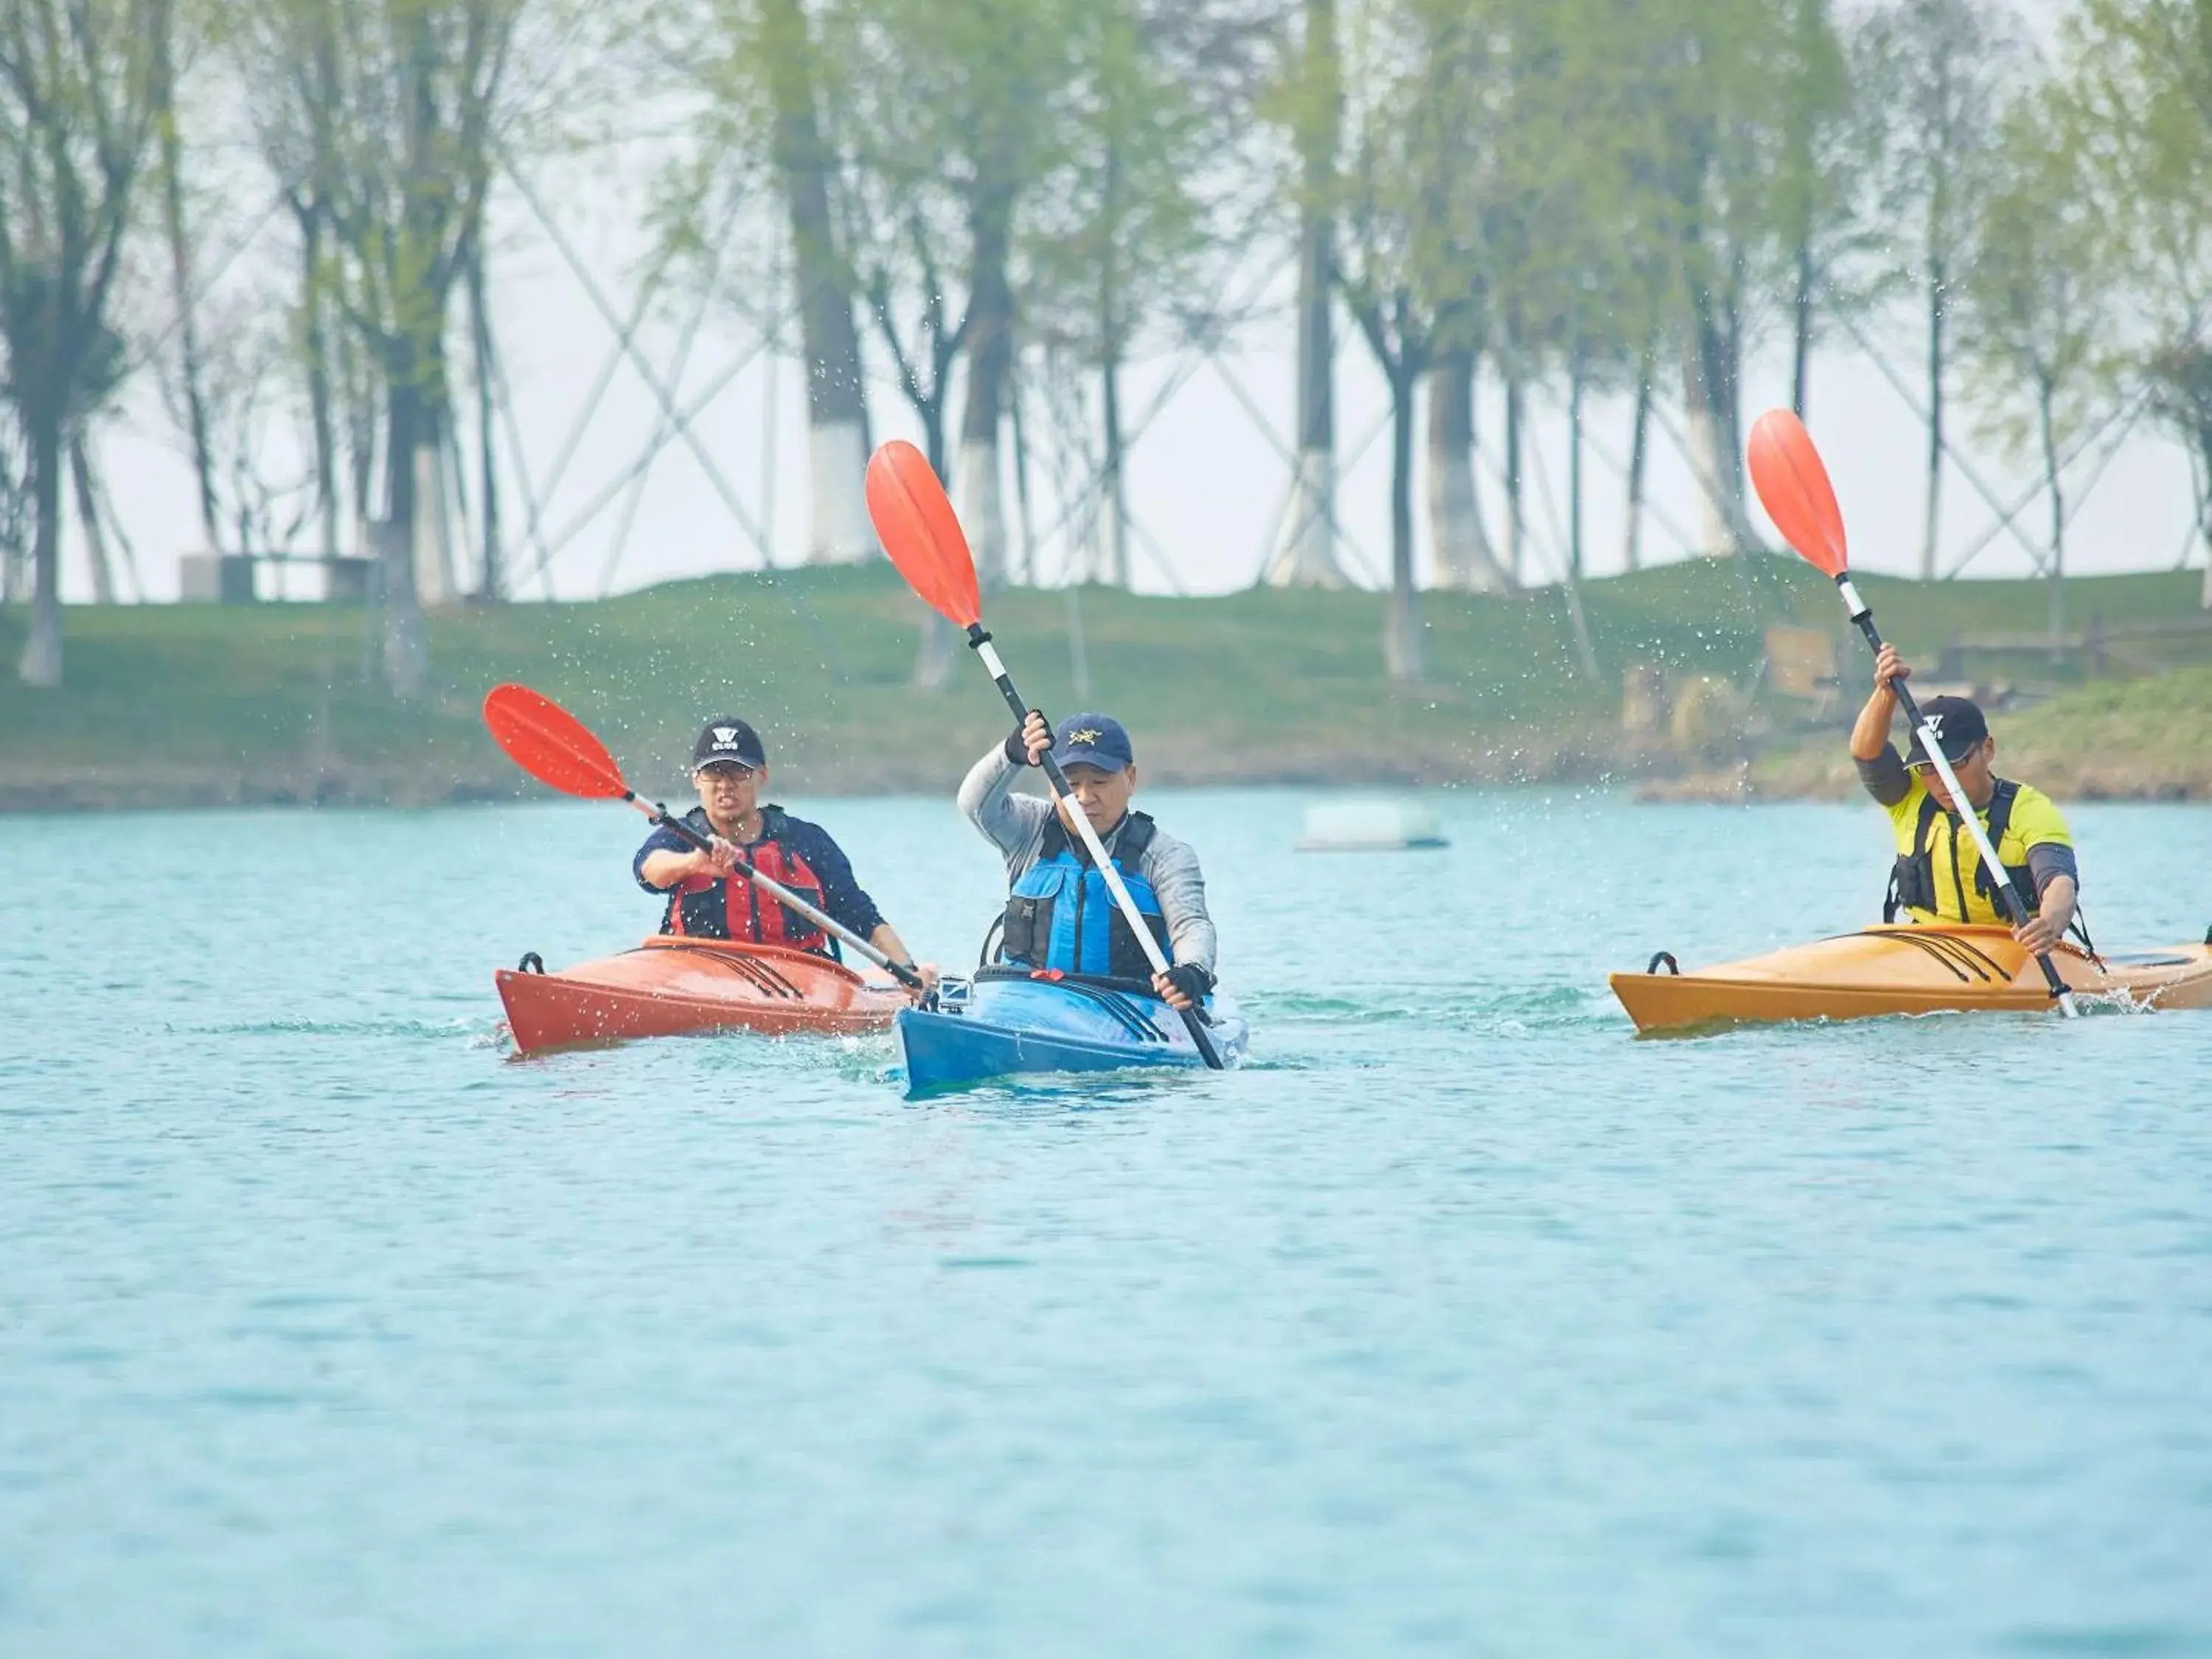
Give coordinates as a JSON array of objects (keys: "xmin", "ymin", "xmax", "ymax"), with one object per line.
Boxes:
[
  {"xmin": 865, "ymin": 440, "xmax": 981, "ymax": 628},
  {"xmin": 1747, "ymin": 408, "xmax": 1849, "ymax": 577},
  {"xmin": 482, "ymin": 684, "xmax": 629, "ymax": 800}
]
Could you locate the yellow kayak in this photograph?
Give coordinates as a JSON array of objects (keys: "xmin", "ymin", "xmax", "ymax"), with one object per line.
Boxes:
[{"xmin": 1610, "ymin": 924, "xmax": 2212, "ymax": 1034}]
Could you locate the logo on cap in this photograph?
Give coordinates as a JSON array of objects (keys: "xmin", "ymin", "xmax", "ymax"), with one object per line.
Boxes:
[
  {"xmin": 1925, "ymin": 714, "xmax": 1944, "ymax": 739},
  {"xmin": 1068, "ymin": 728, "xmax": 1102, "ymax": 745},
  {"xmin": 712, "ymin": 728, "xmax": 738, "ymax": 746}
]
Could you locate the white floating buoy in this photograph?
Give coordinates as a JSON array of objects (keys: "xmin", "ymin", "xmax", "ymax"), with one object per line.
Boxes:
[{"xmin": 1294, "ymin": 800, "xmax": 1449, "ymax": 852}]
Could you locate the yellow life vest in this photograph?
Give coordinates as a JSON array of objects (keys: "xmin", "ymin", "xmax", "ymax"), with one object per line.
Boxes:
[{"xmin": 1885, "ymin": 776, "xmax": 2071, "ymax": 925}]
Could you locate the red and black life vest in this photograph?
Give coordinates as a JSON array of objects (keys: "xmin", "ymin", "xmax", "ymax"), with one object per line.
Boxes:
[{"xmin": 660, "ymin": 806, "xmax": 830, "ymax": 953}]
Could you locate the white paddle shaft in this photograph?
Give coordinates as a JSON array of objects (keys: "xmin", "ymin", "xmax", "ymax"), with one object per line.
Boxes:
[{"xmin": 975, "ymin": 639, "xmax": 1173, "ymax": 979}]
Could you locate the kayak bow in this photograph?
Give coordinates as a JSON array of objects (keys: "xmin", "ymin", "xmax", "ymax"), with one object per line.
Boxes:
[
  {"xmin": 1610, "ymin": 925, "xmax": 2212, "ymax": 1034},
  {"xmin": 497, "ymin": 936, "xmax": 905, "ymax": 1054},
  {"xmin": 896, "ymin": 971, "xmax": 1249, "ymax": 1095}
]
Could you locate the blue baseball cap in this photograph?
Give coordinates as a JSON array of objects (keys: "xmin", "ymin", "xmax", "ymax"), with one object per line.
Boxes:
[{"xmin": 1049, "ymin": 712, "xmax": 1133, "ymax": 773}]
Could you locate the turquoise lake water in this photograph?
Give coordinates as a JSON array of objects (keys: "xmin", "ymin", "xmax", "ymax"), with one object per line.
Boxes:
[{"xmin": 4, "ymin": 790, "xmax": 2211, "ymax": 1656}]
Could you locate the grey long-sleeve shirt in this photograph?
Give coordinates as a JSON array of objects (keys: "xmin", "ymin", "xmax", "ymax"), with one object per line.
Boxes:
[{"xmin": 956, "ymin": 744, "xmax": 1218, "ymax": 975}]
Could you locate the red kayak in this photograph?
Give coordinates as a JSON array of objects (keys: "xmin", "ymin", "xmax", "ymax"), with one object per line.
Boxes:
[{"xmin": 495, "ymin": 936, "xmax": 906, "ymax": 1054}]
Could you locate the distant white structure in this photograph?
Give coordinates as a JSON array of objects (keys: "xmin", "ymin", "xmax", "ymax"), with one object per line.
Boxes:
[{"xmin": 1295, "ymin": 800, "xmax": 1448, "ymax": 852}]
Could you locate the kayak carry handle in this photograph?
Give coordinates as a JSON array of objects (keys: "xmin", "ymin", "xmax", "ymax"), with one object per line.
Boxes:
[{"xmin": 1647, "ymin": 952, "xmax": 1680, "ymax": 976}]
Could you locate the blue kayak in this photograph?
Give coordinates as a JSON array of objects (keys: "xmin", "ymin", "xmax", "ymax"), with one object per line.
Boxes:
[{"xmin": 896, "ymin": 971, "xmax": 1249, "ymax": 1096}]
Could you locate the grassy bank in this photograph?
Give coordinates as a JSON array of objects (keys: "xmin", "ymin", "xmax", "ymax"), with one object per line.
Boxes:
[
  {"xmin": 1742, "ymin": 664, "xmax": 2212, "ymax": 801},
  {"xmin": 1, "ymin": 558, "xmax": 2207, "ymax": 810}
]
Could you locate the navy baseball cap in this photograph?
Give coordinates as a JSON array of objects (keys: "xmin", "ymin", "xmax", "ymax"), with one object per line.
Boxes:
[
  {"xmin": 692, "ymin": 717, "xmax": 766, "ymax": 771},
  {"xmin": 1048, "ymin": 712, "xmax": 1133, "ymax": 773},
  {"xmin": 1906, "ymin": 696, "xmax": 1989, "ymax": 768}
]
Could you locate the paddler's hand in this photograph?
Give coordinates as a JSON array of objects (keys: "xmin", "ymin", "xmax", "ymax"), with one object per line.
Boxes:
[
  {"xmin": 1874, "ymin": 643, "xmax": 1911, "ymax": 690},
  {"xmin": 1009, "ymin": 709, "xmax": 1051, "ymax": 768},
  {"xmin": 696, "ymin": 837, "xmax": 742, "ymax": 878},
  {"xmin": 1152, "ymin": 963, "xmax": 1212, "ymax": 1012},
  {"xmin": 2013, "ymin": 877, "xmax": 2077, "ymax": 955},
  {"xmin": 901, "ymin": 961, "xmax": 942, "ymax": 1001}
]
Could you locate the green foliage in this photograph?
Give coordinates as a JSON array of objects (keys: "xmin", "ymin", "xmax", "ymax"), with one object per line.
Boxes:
[{"xmin": 1956, "ymin": 90, "xmax": 2111, "ymax": 470}]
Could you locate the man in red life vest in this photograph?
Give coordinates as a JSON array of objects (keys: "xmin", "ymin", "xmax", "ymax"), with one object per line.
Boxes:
[{"xmin": 635, "ymin": 718, "xmax": 936, "ymax": 995}]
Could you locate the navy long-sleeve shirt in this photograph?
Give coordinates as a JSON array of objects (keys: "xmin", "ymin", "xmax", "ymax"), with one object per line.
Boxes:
[{"xmin": 633, "ymin": 804, "xmax": 886, "ymax": 943}]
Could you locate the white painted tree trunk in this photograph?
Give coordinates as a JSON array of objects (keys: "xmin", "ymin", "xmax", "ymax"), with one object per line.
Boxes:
[
  {"xmin": 18, "ymin": 599, "xmax": 60, "ymax": 686},
  {"xmin": 1683, "ymin": 400, "xmax": 1736, "ymax": 555},
  {"xmin": 955, "ymin": 434, "xmax": 1007, "ymax": 588},
  {"xmin": 1095, "ymin": 487, "xmax": 1126, "ymax": 588},
  {"xmin": 1424, "ymin": 374, "xmax": 1509, "ymax": 594},
  {"xmin": 413, "ymin": 442, "xmax": 454, "ymax": 605},
  {"xmin": 806, "ymin": 418, "xmax": 873, "ymax": 563},
  {"xmin": 1266, "ymin": 448, "xmax": 1344, "ymax": 587}
]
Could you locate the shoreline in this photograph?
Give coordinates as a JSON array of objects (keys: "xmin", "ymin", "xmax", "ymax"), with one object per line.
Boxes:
[{"xmin": 7, "ymin": 563, "xmax": 2205, "ymax": 812}]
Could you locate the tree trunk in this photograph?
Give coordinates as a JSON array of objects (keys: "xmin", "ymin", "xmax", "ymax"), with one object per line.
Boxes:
[
  {"xmin": 154, "ymin": 24, "xmax": 222, "ymax": 557},
  {"xmin": 1097, "ymin": 348, "xmax": 1127, "ymax": 588},
  {"xmin": 415, "ymin": 406, "xmax": 453, "ymax": 607},
  {"xmin": 380, "ymin": 369, "xmax": 431, "ymax": 698},
  {"xmin": 1568, "ymin": 344, "xmax": 1586, "ymax": 580},
  {"xmin": 2198, "ymin": 435, "xmax": 2212, "ymax": 610},
  {"xmin": 1385, "ymin": 363, "xmax": 1421, "ymax": 682},
  {"xmin": 72, "ymin": 441, "xmax": 115, "ymax": 604},
  {"xmin": 1791, "ymin": 240, "xmax": 1814, "ymax": 420},
  {"xmin": 1010, "ymin": 358, "xmax": 1037, "ymax": 586},
  {"xmin": 762, "ymin": 0, "xmax": 872, "ymax": 566},
  {"xmin": 17, "ymin": 411, "xmax": 64, "ymax": 687},
  {"xmin": 1683, "ymin": 309, "xmax": 1746, "ymax": 554},
  {"xmin": 1623, "ymin": 368, "xmax": 1651, "ymax": 572},
  {"xmin": 1921, "ymin": 261, "xmax": 1945, "ymax": 581},
  {"xmin": 468, "ymin": 246, "xmax": 502, "ymax": 600},
  {"xmin": 298, "ymin": 205, "xmax": 342, "ymax": 563},
  {"xmin": 956, "ymin": 183, "xmax": 1015, "ymax": 589},
  {"xmin": 1267, "ymin": 0, "xmax": 1343, "ymax": 588},
  {"xmin": 1505, "ymin": 368, "xmax": 1525, "ymax": 586},
  {"xmin": 1425, "ymin": 345, "xmax": 1507, "ymax": 592},
  {"xmin": 2039, "ymin": 379, "xmax": 2065, "ymax": 654}
]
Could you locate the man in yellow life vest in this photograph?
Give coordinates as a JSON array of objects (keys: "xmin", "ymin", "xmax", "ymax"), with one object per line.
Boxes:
[{"xmin": 1849, "ymin": 644, "xmax": 2079, "ymax": 953}]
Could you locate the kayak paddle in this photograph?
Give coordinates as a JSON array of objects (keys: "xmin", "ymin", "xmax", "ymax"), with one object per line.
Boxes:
[
  {"xmin": 481, "ymin": 683, "xmax": 931, "ymax": 992},
  {"xmin": 1745, "ymin": 408, "xmax": 2078, "ymax": 1016},
  {"xmin": 863, "ymin": 439, "xmax": 1227, "ymax": 1068}
]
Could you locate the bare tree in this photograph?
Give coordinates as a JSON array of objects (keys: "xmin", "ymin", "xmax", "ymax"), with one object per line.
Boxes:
[
  {"xmin": 1267, "ymin": 0, "xmax": 1348, "ymax": 588},
  {"xmin": 0, "ymin": 0, "xmax": 167, "ymax": 687},
  {"xmin": 1861, "ymin": 0, "xmax": 2020, "ymax": 578},
  {"xmin": 223, "ymin": 0, "xmax": 567, "ymax": 694}
]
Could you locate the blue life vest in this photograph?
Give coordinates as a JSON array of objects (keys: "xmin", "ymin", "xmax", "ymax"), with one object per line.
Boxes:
[{"xmin": 1001, "ymin": 813, "xmax": 1171, "ymax": 978}]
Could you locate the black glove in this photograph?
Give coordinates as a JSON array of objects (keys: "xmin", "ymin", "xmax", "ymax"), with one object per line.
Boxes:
[
  {"xmin": 1003, "ymin": 709, "xmax": 1049, "ymax": 767},
  {"xmin": 1161, "ymin": 962, "xmax": 1214, "ymax": 1004}
]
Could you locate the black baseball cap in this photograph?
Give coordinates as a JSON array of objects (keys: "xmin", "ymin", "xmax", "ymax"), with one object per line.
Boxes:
[
  {"xmin": 1048, "ymin": 712, "xmax": 1134, "ymax": 773},
  {"xmin": 692, "ymin": 717, "xmax": 766, "ymax": 771},
  {"xmin": 1906, "ymin": 696, "xmax": 1989, "ymax": 768}
]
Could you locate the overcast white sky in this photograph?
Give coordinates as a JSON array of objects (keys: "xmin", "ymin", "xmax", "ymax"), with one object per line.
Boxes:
[{"xmin": 74, "ymin": 91, "xmax": 2207, "ymax": 608}]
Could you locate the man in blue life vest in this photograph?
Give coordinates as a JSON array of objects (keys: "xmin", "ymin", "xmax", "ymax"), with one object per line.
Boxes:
[
  {"xmin": 636, "ymin": 717, "xmax": 936, "ymax": 995},
  {"xmin": 1849, "ymin": 644, "xmax": 2079, "ymax": 953},
  {"xmin": 959, "ymin": 709, "xmax": 1218, "ymax": 1010}
]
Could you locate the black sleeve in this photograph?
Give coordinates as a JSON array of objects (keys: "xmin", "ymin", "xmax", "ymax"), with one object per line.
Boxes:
[
  {"xmin": 2028, "ymin": 843, "xmax": 2079, "ymax": 897},
  {"xmin": 785, "ymin": 820, "xmax": 886, "ymax": 939},
  {"xmin": 1855, "ymin": 743, "xmax": 1912, "ymax": 808}
]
